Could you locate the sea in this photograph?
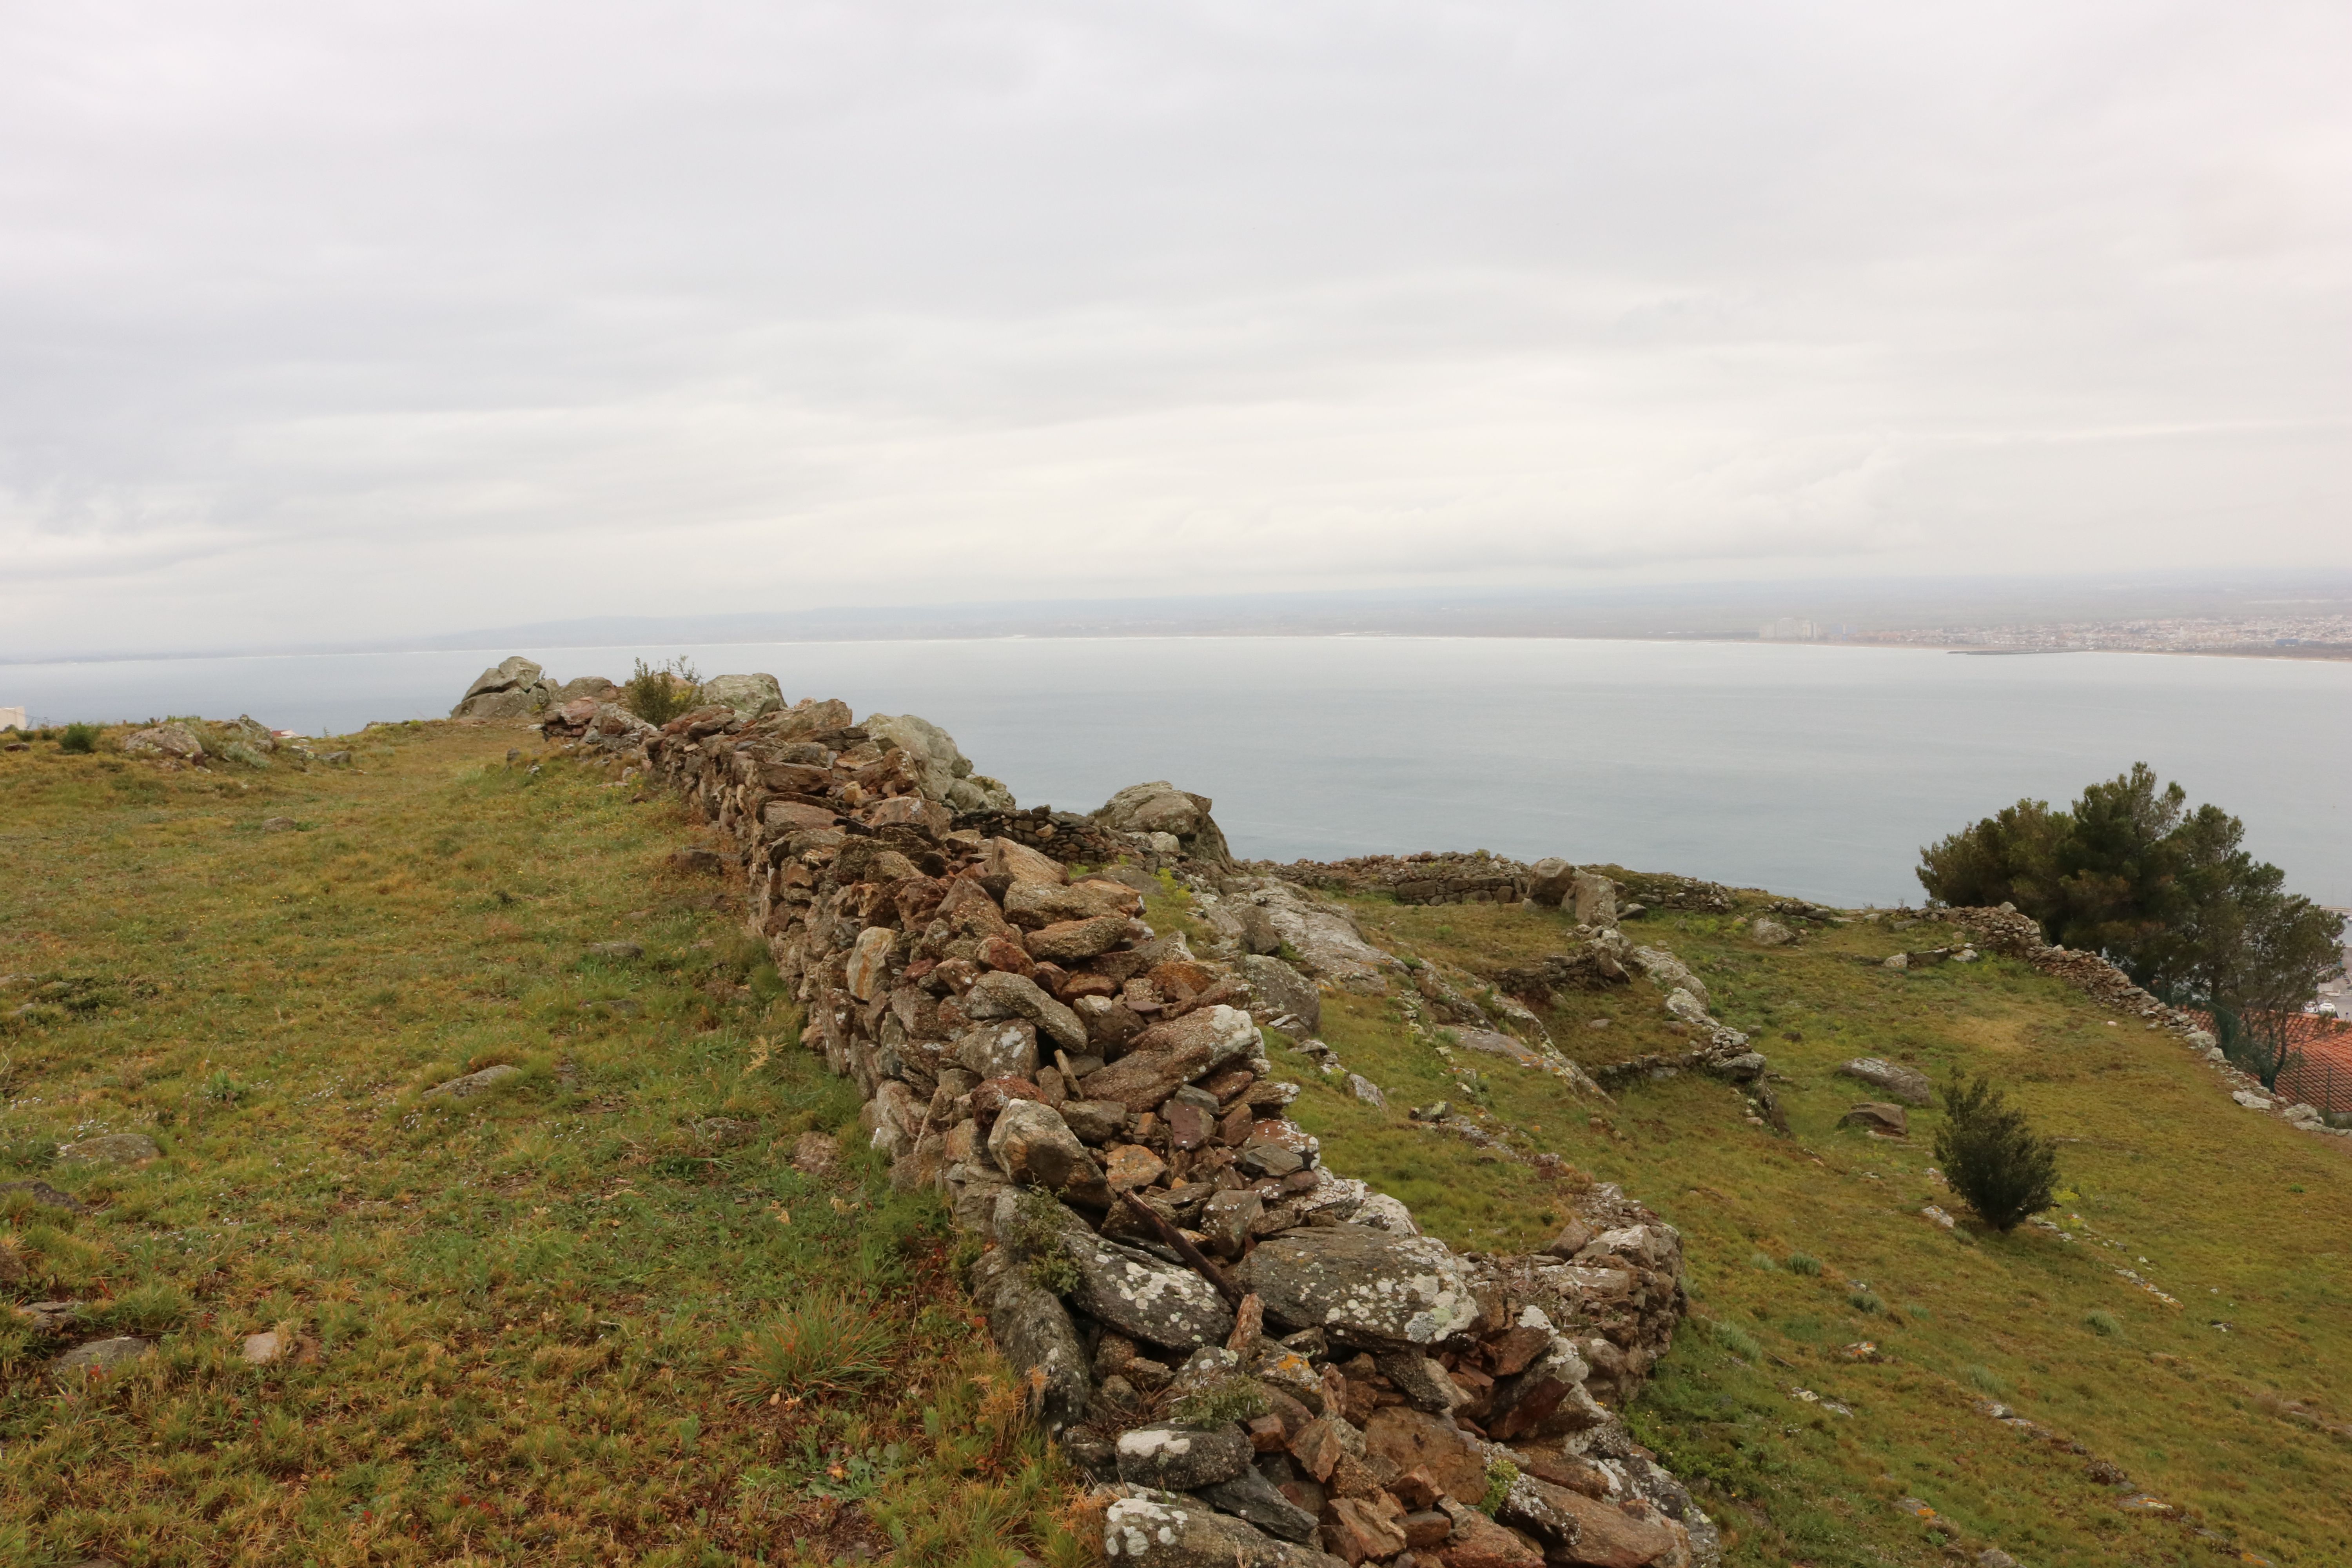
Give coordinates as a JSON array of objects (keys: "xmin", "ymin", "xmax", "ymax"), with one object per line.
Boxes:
[{"xmin": 5, "ymin": 637, "xmax": 2347, "ymax": 910}]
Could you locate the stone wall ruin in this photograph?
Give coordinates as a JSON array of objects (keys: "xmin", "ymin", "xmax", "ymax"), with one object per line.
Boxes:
[{"xmin": 531, "ymin": 678, "xmax": 1723, "ymax": 1568}]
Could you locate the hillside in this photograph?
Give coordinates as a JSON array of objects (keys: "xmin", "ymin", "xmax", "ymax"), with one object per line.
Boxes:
[
  {"xmin": 0, "ymin": 722, "xmax": 1085, "ymax": 1565},
  {"xmin": 6, "ymin": 711, "xmax": 2351, "ymax": 1567}
]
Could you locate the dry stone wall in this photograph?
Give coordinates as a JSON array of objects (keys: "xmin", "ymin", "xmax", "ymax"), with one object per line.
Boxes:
[{"xmin": 530, "ymin": 678, "xmax": 1721, "ymax": 1568}]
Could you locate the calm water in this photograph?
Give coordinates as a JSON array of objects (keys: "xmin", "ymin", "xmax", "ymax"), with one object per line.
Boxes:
[{"xmin": 5, "ymin": 638, "xmax": 2347, "ymax": 908}]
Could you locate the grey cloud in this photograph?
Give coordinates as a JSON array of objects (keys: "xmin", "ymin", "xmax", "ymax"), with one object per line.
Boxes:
[{"xmin": 1, "ymin": 0, "xmax": 2347, "ymax": 655}]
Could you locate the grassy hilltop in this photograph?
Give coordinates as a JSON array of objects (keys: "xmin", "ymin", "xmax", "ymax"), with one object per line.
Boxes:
[
  {"xmin": 4, "ymin": 720, "xmax": 2350, "ymax": 1566},
  {"xmin": 0, "ymin": 722, "xmax": 1085, "ymax": 1565}
]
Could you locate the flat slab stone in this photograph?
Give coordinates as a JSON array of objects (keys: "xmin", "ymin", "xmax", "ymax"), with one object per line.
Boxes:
[
  {"xmin": 1066, "ymin": 1233, "xmax": 1236, "ymax": 1353},
  {"xmin": 423, "ymin": 1064, "xmax": 523, "ymax": 1100},
  {"xmin": 1234, "ymin": 1227, "xmax": 1477, "ymax": 1349},
  {"xmin": 58, "ymin": 1134, "xmax": 159, "ymax": 1165},
  {"xmin": 50, "ymin": 1336, "xmax": 153, "ymax": 1385},
  {"xmin": 1838, "ymin": 1057, "xmax": 1932, "ymax": 1105}
]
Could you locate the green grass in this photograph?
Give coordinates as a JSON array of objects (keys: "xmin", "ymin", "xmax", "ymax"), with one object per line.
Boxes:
[
  {"xmin": 1154, "ymin": 884, "xmax": 2352, "ymax": 1567},
  {"xmin": 0, "ymin": 724, "xmax": 1088, "ymax": 1566}
]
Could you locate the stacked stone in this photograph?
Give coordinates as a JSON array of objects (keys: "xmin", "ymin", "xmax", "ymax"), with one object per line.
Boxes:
[
  {"xmin": 1256, "ymin": 853, "xmax": 1534, "ymax": 907},
  {"xmin": 532, "ymin": 676, "xmax": 1717, "ymax": 1567}
]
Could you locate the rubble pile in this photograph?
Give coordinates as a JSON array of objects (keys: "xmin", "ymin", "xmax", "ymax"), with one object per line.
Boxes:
[{"xmin": 533, "ymin": 675, "xmax": 1719, "ymax": 1568}]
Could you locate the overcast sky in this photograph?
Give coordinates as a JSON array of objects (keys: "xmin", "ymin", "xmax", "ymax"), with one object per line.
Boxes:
[{"xmin": 4, "ymin": 1, "xmax": 2348, "ymax": 657}]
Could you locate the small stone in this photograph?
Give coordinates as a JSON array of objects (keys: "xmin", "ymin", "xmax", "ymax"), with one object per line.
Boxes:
[
  {"xmin": 1841, "ymin": 1102, "xmax": 1909, "ymax": 1136},
  {"xmin": 57, "ymin": 1133, "xmax": 161, "ymax": 1165},
  {"xmin": 1402, "ymin": 1511, "xmax": 1452, "ymax": 1549},
  {"xmin": 1321, "ymin": 1496, "xmax": 1409, "ymax": 1564},
  {"xmin": 1201, "ymin": 1189, "xmax": 1264, "ymax": 1258},
  {"xmin": 1058, "ymin": 1099, "xmax": 1129, "ymax": 1145},
  {"xmin": 1289, "ymin": 1416, "xmax": 1353, "ymax": 1482},
  {"xmin": 241, "ymin": 1330, "xmax": 321, "ymax": 1367},
  {"xmin": 1541, "ymin": 1219, "xmax": 1595, "ymax": 1259},
  {"xmin": 1199, "ymin": 1463, "xmax": 1323, "ymax": 1543},
  {"xmin": 846, "ymin": 926, "xmax": 897, "ymax": 1000},
  {"xmin": 422, "ymin": 1064, "xmax": 523, "ymax": 1101},
  {"xmin": 585, "ymin": 940, "xmax": 644, "ymax": 961},
  {"xmin": 1343, "ymin": 1073, "xmax": 1386, "ymax": 1108},
  {"xmin": 987, "ymin": 1100, "xmax": 1101, "ymax": 1194},
  {"xmin": 1240, "ymin": 1142, "xmax": 1305, "ymax": 1179},
  {"xmin": 1749, "ymin": 917, "xmax": 1796, "ymax": 946},
  {"xmin": 49, "ymin": 1336, "xmax": 153, "ymax": 1385},
  {"xmin": 1116, "ymin": 1424, "xmax": 1254, "ymax": 1490},
  {"xmin": 260, "ymin": 816, "xmax": 296, "ymax": 833},
  {"xmin": 1434, "ymin": 1504, "xmax": 1544, "ymax": 1568},
  {"xmin": 1103, "ymin": 1143, "xmax": 1169, "ymax": 1193}
]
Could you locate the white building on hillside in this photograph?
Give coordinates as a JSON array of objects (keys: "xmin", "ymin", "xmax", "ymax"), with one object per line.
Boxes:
[
  {"xmin": 0, "ymin": 705, "xmax": 25, "ymax": 731},
  {"xmin": 1759, "ymin": 617, "xmax": 1818, "ymax": 641}
]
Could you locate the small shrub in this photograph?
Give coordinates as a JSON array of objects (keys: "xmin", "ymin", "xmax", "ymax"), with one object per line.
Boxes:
[
  {"xmin": 1748, "ymin": 1252, "xmax": 1778, "ymax": 1271},
  {"xmin": 1170, "ymin": 1376, "xmax": 1270, "ymax": 1430},
  {"xmin": 1479, "ymin": 1454, "xmax": 1521, "ymax": 1514},
  {"xmin": 58, "ymin": 723, "xmax": 99, "ymax": 755},
  {"xmin": 1935, "ymin": 1075, "xmax": 2060, "ymax": 1232},
  {"xmin": 1002, "ymin": 1189, "xmax": 1080, "ymax": 1294},
  {"xmin": 1849, "ymin": 1291, "xmax": 1884, "ymax": 1315},
  {"xmin": 1706, "ymin": 1318, "xmax": 1763, "ymax": 1360},
  {"xmin": 725, "ymin": 1294, "xmax": 892, "ymax": 1404},
  {"xmin": 1785, "ymin": 1252, "xmax": 1822, "ymax": 1276},
  {"xmin": 2085, "ymin": 1310, "xmax": 2121, "ymax": 1338},
  {"xmin": 623, "ymin": 658, "xmax": 703, "ymax": 727},
  {"xmin": 1964, "ymin": 1364, "xmax": 2008, "ymax": 1396}
]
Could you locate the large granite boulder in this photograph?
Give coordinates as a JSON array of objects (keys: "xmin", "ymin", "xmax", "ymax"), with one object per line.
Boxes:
[
  {"xmin": 1838, "ymin": 1057, "xmax": 1933, "ymax": 1105},
  {"xmin": 1235, "ymin": 1227, "xmax": 1479, "ymax": 1349},
  {"xmin": 866, "ymin": 713, "xmax": 978, "ymax": 804},
  {"xmin": 122, "ymin": 723, "xmax": 206, "ymax": 761},
  {"xmin": 1568, "ymin": 872, "xmax": 1618, "ymax": 927},
  {"xmin": 1237, "ymin": 955, "xmax": 1321, "ymax": 1033},
  {"xmin": 451, "ymin": 656, "xmax": 552, "ymax": 719},
  {"xmin": 700, "ymin": 673, "xmax": 783, "ymax": 720},
  {"xmin": 1235, "ymin": 881, "xmax": 1397, "ymax": 995},
  {"xmin": 1526, "ymin": 858, "xmax": 1577, "ymax": 907},
  {"xmin": 1093, "ymin": 782, "xmax": 1236, "ymax": 868}
]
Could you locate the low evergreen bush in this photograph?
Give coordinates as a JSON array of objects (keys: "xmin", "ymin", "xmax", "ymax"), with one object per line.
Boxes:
[
  {"xmin": 622, "ymin": 657, "xmax": 702, "ymax": 726},
  {"xmin": 58, "ymin": 723, "xmax": 99, "ymax": 754},
  {"xmin": 1935, "ymin": 1075, "xmax": 2060, "ymax": 1232}
]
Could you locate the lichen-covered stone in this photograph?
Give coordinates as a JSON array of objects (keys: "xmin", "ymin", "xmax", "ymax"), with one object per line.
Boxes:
[
  {"xmin": 965, "ymin": 970, "xmax": 1089, "ymax": 1053},
  {"xmin": 1066, "ymin": 1234, "xmax": 1236, "ymax": 1352},
  {"xmin": 1102, "ymin": 1488, "xmax": 1348, "ymax": 1566},
  {"xmin": 971, "ymin": 1248, "xmax": 1092, "ymax": 1434},
  {"xmin": 1115, "ymin": 1424, "xmax": 1254, "ymax": 1490},
  {"xmin": 987, "ymin": 1099, "xmax": 1101, "ymax": 1195},
  {"xmin": 1236, "ymin": 1227, "xmax": 1479, "ymax": 1349}
]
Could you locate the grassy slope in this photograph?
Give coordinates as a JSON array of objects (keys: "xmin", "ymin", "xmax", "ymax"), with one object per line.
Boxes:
[
  {"xmin": 0, "ymin": 724, "xmax": 1084, "ymax": 1567},
  {"xmin": 1139, "ymin": 886, "xmax": 2352, "ymax": 1568}
]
